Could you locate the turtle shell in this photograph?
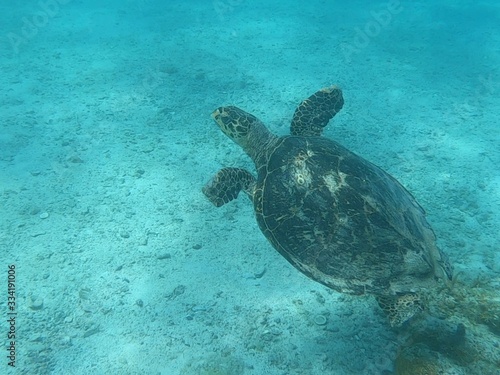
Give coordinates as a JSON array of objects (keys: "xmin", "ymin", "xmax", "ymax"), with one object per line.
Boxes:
[{"xmin": 253, "ymin": 135, "xmax": 439, "ymax": 296}]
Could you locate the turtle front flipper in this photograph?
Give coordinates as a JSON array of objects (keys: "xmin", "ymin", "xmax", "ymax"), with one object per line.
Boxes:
[
  {"xmin": 202, "ymin": 167, "xmax": 256, "ymax": 207},
  {"xmin": 376, "ymin": 293, "xmax": 425, "ymax": 327},
  {"xmin": 290, "ymin": 85, "xmax": 344, "ymax": 137}
]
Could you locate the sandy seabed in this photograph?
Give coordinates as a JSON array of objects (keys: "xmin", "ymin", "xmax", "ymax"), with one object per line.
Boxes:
[{"xmin": 1, "ymin": 1, "xmax": 499, "ymax": 374}]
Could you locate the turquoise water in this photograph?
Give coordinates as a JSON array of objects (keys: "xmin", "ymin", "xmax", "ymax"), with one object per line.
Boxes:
[{"xmin": 1, "ymin": 1, "xmax": 499, "ymax": 374}]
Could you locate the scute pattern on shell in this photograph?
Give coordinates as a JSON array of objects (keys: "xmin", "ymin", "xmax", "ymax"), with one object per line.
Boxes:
[{"xmin": 255, "ymin": 135, "xmax": 440, "ymax": 297}]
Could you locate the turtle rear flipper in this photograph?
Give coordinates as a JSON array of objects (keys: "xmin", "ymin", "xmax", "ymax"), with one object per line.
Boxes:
[
  {"xmin": 376, "ymin": 293, "xmax": 424, "ymax": 327},
  {"xmin": 202, "ymin": 168, "xmax": 256, "ymax": 207},
  {"xmin": 290, "ymin": 85, "xmax": 344, "ymax": 137}
]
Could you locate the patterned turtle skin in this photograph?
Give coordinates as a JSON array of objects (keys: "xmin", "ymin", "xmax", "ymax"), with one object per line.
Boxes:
[{"xmin": 203, "ymin": 86, "xmax": 453, "ymax": 326}]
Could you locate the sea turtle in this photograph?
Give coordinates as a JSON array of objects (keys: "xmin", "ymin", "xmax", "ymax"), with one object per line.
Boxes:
[{"xmin": 202, "ymin": 86, "xmax": 453, "ymax": 327}]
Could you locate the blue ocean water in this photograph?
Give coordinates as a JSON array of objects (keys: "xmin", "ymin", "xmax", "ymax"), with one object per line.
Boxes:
[{"xmin": 1, "ymin": 1, "xmax": 499, "ymax": 374}]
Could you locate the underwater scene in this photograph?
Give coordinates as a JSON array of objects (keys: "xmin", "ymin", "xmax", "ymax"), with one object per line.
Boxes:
[{"xmin": 1, "ymin": 0, "xmax": 499, "ymax": 374}]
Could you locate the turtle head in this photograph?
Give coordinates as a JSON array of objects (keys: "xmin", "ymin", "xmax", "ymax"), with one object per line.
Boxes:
[
  {"xmin": 212, "ymin": 106, "xmax": 258, "ymax": 147},
  {"xmin": 211, "ymin": 106, "xmax": 277, "ymax": 161}
]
